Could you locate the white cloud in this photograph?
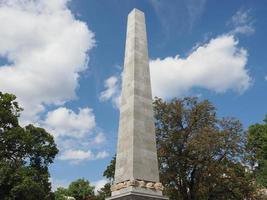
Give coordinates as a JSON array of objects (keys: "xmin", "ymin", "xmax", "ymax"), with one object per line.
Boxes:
[
  {"xmin": 232, "ymin": 9, "xmax": 251, "ymax": 25},
  {"xmin": 43, "ymin": 107, "xmax": 109, "ymax": 164},
  {"xmin": 44, "ymin": 107, "xmax": 96, "ymax": 138},
  {"xmin": 229, "ymin": 9, "xmax": 255, "ymax": 35},
  {"xmin": 99, "ymin": 76, "xmax": 118, "ymax": 100},
  {"xmin": 100, "ymin": 35, "xmax": 251, "ymax": 104},
  {"xmin": 232, "ymin": 25, "xmax": 254, "ymax": 35},
  {"xmin": 265, "ymin": 76, "xmax": 267, "ymax": 81},
  {"xmin": 148, "ymin": 0, "xmax": 207, "ymax": 33},
  {"xmin": 0, "ymin": 0, "xmax": 95, "ymax": 123},
  {"xmin": 93, "ymin": 179, "xmax": 108, "ymax": 194},
  {"xmin": 99, "ymin": 76, "xmax": 121, "ymax": 108},
  {"xmin": 59, "ymin": 149, "xmax": 94, "ymax": 161},
  {"xmin": 92, "ymin": 132, "xmax": 106, "ymax": 145},
  {"xmin": 59, "ymin": 149, "xmax": 109, "ymax": 162},
  {"xmin": 95, "ymin": 151, "xmax": 109, "ymax": 159},
  {"xmin": 150, "ymin": 34, "xmax": 251, "ymax": 99}
]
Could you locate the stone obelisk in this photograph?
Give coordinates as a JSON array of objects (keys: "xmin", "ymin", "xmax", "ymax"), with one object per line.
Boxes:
[{"xmin": 108, "ymin": 9, "xmax": 168, "ymax": 200}]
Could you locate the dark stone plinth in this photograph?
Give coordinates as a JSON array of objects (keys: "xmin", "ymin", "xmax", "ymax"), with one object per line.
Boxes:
[{"xmin": 106, "ymin": 192, "xmax": 168, "ymax": 200}]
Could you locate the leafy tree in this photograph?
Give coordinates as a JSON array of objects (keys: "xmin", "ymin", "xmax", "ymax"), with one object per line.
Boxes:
[
  {"xmin": 96, "ymin": 183, "xmax": 111, "ymax": 200},
  {"xmin": 246, "ymin": 115, "xmax": 267, "ymax": 187},
  {"xmin": 0, "ymin": 92, "xmax": 22, "ymax": 130},
  {"xmin": 96, "ymin": 156, "xmax": 116, "ymax": 199},
  {"xmin": 54, "ymin": 179, "xmax": 98, "ymax": 200},
  {"xmin": 153, "ymin": 97, "xmax": 257, "ymax": 200},
  {"xmin": 0, "ymin": 92, "xmax": 58, "ymax": 200},
  {"xmin": 68, "ymin": 178, "xmax": 95, "ymax": 200},
  {"xmin": 102, "ymin": 97, "xmax": 260, "ymax": 199},
  {"xmin": 54, "ymin": 187, "xmax": 69, "ymax": 200},
  {"xmin": 103, "ymin": 156, "xmax": 115, "ymax": 182}
]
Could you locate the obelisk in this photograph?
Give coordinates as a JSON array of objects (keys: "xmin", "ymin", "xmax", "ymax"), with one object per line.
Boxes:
[{"xmin": 108, "ymin": 9, "xmax": 168, "ymax": 200}]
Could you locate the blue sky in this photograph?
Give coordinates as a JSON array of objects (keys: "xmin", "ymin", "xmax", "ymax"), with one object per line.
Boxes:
[{"xmin": 0, "ymin": 0, "xmax": 266, "ymax": 192}]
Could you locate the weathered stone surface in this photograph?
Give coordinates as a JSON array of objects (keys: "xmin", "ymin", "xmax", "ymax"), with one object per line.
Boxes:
[
  {"xmin": 111, "ymin": 180, "xmax": 164, "ymax": 193},
  {"xmin": 114, "ymin": 7, "xmax": 159, "ymax": 185},
  {"xmin": 111, "ymin": 8, "xmax": 167, "ymax": 200},
  {"xmin": 138, "ymin": 181, "xmax": 146, "ymax": 188},
  {"xmin": 154, "ymin": 183, "xmax": 164, "ymax": 191},
  {"xmin": 146, "ymin": 182, "xmax": 155, "ymax": 189}
]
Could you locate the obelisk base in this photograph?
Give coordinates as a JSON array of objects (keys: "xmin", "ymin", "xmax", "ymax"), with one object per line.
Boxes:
[{"xmin": 106, "ymin": 191, "xmax": 169, "ymax": 200}]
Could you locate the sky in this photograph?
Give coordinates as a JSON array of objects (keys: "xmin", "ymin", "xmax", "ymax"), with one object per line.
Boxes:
[{"xmin": 0, "ymin": 0, "xmax": 266, "ymax": 193}]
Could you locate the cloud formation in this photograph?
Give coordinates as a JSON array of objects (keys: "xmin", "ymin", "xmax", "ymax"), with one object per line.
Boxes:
[
  {"xmin": 229, "ymin": 9, "xmax": 255, "ymax": 35},
  {"xmin": 0, "ymin": 0, "xmax": 110, "ymax": 164},
  {"xmin": 44, "ymin": 107, "xmax": 96, "ymax": 138},
  {"xmin": 59, "ymin": 149, "xmax": 109, "ymax": 163},
  {"xmin": 148, "ymin": 0, "xmax": 207, "ymax": 34},
  {"xmin": 150, "ymin": 34, "xmax": 251, "ymax": 98},
  {"xmin": 92, "ymin": 132, "xmax": 106, "ymax": 145},
  {"xmin": 99, "ymin": 76, "xmax": 121, "ymax": 108},
  {"xmin": 0, "ymin": 0, "xmax": 94, "ymax": 123},
  {"xmin": 42, "ymin": 107, "xmax": 108, "ymax": 163},
  {"xmin": 99, "ymin": 10, "xmax": 254, "ymax": 106},
  {"xmin": 100, "ymin": 34, "xmax": 251, "ymax": 105}
]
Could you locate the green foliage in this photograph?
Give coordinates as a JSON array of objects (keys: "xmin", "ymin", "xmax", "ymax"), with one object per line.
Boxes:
[
  {"xmin": 68, "ymin": 178, "xmax": 95, "ymax": 200},
  {"xmin": 95, "ymin": 156, "xmax": 116, "ymax": 199},
  {"xmin": 102, "ymin": 97, "xmax": 261, "ymax": 199},
  {"xmin": 54, "ymin": 179, "xmax": 96, "ymax": 200},
  {"xmin": 96, "ymin": 183, "xmax": 111, "ymax": 200},
  {"xmin": 153, "ymin": 97, "xmax": 258, "ymax": 200},
  {"xmin": 54, "ymin": 187, "xmax": 69, "ymax": 200},
  {"xmin": 0, "ymin": 125, "xmax": 58, "ymax": 169},
  {"xmin": 0, "ymin": 92, "xmax": 58, "ymax": 200},
  {"xmin": 247, "ymin": 115, "xmax": 267, "ymax": 187},
  {"xmin": 103, "ymin": 156, "xmax": 115, "ymax": 182},
  {"xmin": 0, "ymin": 92, "xmax": 22, "ymax": 130}
]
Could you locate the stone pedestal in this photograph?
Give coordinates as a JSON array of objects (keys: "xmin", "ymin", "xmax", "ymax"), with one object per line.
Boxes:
[
  {"xmin": 107, "ymin": 192, "xmax": 169, "ymax": 200},
  {"xmin": 107, "ymin": 192, "xmax": 168, "ymax": 200}
]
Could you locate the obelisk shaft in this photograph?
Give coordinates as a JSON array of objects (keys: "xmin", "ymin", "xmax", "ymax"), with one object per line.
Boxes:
[{"xmin": 114, "ymin": 9, "xmax": 159, "ymax": 185}]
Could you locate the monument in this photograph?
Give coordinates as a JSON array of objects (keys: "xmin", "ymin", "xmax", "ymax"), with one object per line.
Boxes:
[{"xmin": 107, "ymin": 9, "xmax": 168, "ymax": 200}]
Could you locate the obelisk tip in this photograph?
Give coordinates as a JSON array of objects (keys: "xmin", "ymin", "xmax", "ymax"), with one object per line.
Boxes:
[{"xmin": 129, "ymin": 8, "xmax": 144, "ymax": 15}]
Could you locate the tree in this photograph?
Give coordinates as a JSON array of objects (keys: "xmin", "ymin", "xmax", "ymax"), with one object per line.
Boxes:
[
  {"xmin": 54, "ymin": 179, "xmax": 96, "ymax": 200},
  {"xmin": 0, "ymin": 92, "xmax": 22, "ymax": 130},
  {"xmin": 96, "ymin": 183, "xmax": 111, "ymax": 200},
  {"xmin": 96, "ymin": 156, "xmax": 116, "ymax": 199},
  {"xmin": 153, "ymin": 97, "xmax": 257, "ymax": 200},
  {"xmin": 102, "ymin": 97, "xmax": 260, "ymax": 199},
  {"xmin": 103, "ymin": 156, "xmax": 115, "ymax": 182},
  {"xmin": 68, "ymin": 179, "xmax": 95, "ymax": 200},
  {"xmin": 0, "ymin": 92, "xmax": 58, "ymax": 200},
  {"xmin": 246, "ymin": 115, "xmax": 267, "ymax": 188},
  {"xmin": 54, "ymin": 187, "xmax": 69, "ymax": 200}
]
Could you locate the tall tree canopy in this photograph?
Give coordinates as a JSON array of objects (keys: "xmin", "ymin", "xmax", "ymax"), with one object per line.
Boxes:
[
  {"xmin": 102, "ymin": 97, "xmax": 260, "ymax": 199},
  {"xmin": 0, "ymin": 92, "xmax": 58, "ymax": 200},
  {"xmin": 96, "ymin": 156, "xmax": 116, "ymax": 200},
  {"xmin": 68, "ymin": 179, "xmax": 95, "ymax": 200},
  {"xmin": 103, "ymin": 156, "xmax": 115, "ymax": 183},
  {"xmin": 97, "ymin": 183, "xmax": 111, "ymax": 200},
  {"xmin": 246, "ymin": 115, "xmax": 267, "ymax": 188},
  {"xmin": 54, "ymin": 178, "xmax": 96, "ymax": 200},
  {"xmin": 153, "ymin": 97, "xmax": 257, "ymax": 200}
]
